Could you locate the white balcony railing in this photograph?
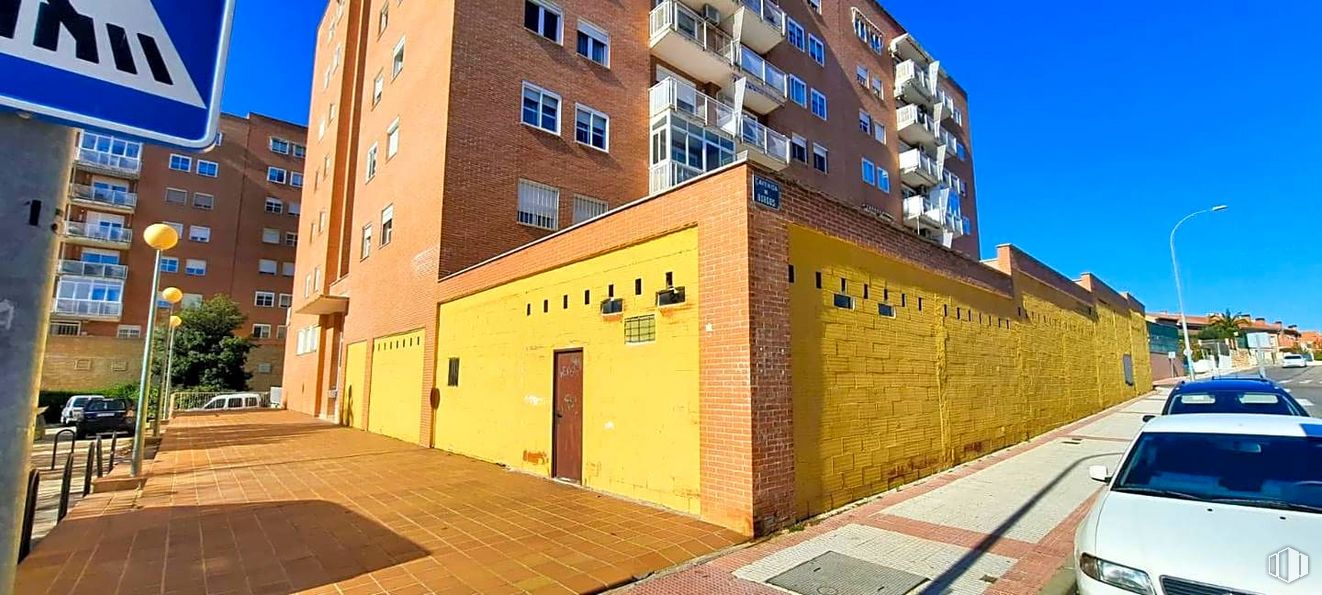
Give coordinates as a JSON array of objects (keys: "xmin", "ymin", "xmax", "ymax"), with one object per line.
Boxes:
[
  {"xmin": 59, "ymin": 260, "xmax": 128, "ymax": 280},
  {"xmin": 739, "ymin": 0, "xmax": 786, "ymax": 31},
  {"xmin": 900, "ymin": 149, "xmax": 941, "ymax": 180},
  {"xmin": 74, "ymin": 148, "xmax": 141, "ymax": 175},
  {"xmin": 650, "ymin": 0, "xmax": 734, "ymax": 59},
  {"xmin": 729, "ymin": 44, "xmax": 787, "ymax": 98},
  {"xmin": 69, "ymin": 184, "xmax": 137, "ymax": 209},
  {"xmin": 895, "ymin": 60, "xmax": 933, "ymax": 98},
  {"xmin": 52, "ymin": 298, "xmax": 123, "ymax": 319},
  {"xmin": 651, "ymin": 78, "xmax": 737, "ymax": 128},
  {"xmin": 735, "ymin": 114, "xmax": 789, "ymax": 165},
  {"xmin": 650, "ymin": 161, "xmax": 705, "ymax": 194},
  {"xmin": 65, "ymin": 222, "xmax": 133, "ymax": 245}
]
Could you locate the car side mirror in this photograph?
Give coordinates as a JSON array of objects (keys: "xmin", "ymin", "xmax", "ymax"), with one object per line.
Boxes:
[
  {"xmin": 1088, "ymin": 465, "xmax": 1112, "ymax": 483},
  {"xmin": 1142, "ymin": 414, "xmax": 1155, "ymax": 423}
]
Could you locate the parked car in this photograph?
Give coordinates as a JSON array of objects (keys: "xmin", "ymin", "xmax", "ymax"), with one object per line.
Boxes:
[
  {"xmin": 192, "ymin": 393, "xmax": 263, "ymax": 412},
  {"xmin": 74, "ymin": 399, "xmax": 134, "ymax": 439},
  {"xmin": 60, "ymin": 395, "xmax": 104, "ymax": 426},
  {"xmin": 1283, "ymin": 353, "xmax": 1308, "ymax": 368},
  {"xmin": 1145, "ymin": 377, "xmax": 1309, "ymax": 420},
  {"xmin": 1075, "ymin": 414, "xmax": 1322, "ymax": 594}
]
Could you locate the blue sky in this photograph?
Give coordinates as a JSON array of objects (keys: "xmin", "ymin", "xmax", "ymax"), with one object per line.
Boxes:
[{"xmin": 219, "ymin": 0, "xmax": 1322, "ymax": 329}]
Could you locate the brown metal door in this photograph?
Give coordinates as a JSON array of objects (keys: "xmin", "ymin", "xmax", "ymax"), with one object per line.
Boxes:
[{"xmin": 552, "ymin": 350, "xmax": 584, "ymax": 482}]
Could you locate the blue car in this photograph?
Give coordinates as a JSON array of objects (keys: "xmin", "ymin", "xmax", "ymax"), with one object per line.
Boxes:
[{"xmin": 1149, "ymin": 378, "xmax": 1310, "ymax": 420}]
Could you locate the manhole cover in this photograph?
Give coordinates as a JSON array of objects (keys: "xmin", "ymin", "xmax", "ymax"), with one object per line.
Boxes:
[{"xmin": 767, "ymin": 551, "xmax": 928, "ymax": 595}]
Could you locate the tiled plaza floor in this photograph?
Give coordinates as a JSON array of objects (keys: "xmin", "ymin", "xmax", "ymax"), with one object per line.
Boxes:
[{"xmin": 15, "ymin": 410, "xmax": 743, "ymax": 595}]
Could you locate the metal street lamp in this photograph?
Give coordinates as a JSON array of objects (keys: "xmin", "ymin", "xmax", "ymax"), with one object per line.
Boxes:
[
  {"xmin": 152, "ymin": 288, "xmax": 183, "ymax": 438},
  {"xmin": 131, "ymin": 224, "xmax": 178, "ymax": 477},
  {"xmin": 1170, "ymin": 205, "xmax": 1228, "ymax": 380},
  {"xmin": 160, "ymin": 314, "xmax": 183, "ymax": 423}
]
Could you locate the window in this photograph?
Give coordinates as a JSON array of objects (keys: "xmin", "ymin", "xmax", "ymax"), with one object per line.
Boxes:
[
  {"xmin": 790, "ymin": 134, "xmax": 808, "ymax": 163},
  {"xmin": 262, "ymin": 228, "xmax": 280, "ymax": 244},
  {"xmin": 185, "ymin": 259, "xmax": 207, "ymax": 276},
  {"xmin": 160, "ymin": 256, "xmax": 179, "ymax": 273},
  {"xmin": 810, "ymin": 89, "xmax": 827, "ymax": 120},
  {"xmin": 182, "ymin": 293, "xmax": 202, "ymax": 309},
  {"xmin": 282, "ymin": 262, "xmax": 296, "ymax": 277},
  {"xmin": 521, "ymin": 82, "xmax": 560, "ymax": 134},
  {"xmin": 624, "ymin": 315, "xmax": 656, "ymax": 344},
  {"xmin": 265, "ymin": 198, "xmax": 283, "ymax": 214},
  {"xmin": 116, "ymin": 325, "xmax": 141, "ymax": 339},
  {"xmin": 292, "ymin": 144, "xmax": 305, "ymax": 159},
  {"xmin": 812, "ymin": 143, "xmax": 828, "ymax": 173},
  {"xmin": 856, "ymin": 64, "xmax": 868, "ymax": 87},
  {"xmin": 861, "ymin": 158, "xmax": 876, "ymax": 186},
  {"xmin": 873, "ymin": 121, "xmax": 886, "ymax": 144},
  {"xmin": 196, "ymin": 160, "xmax": 218, "ymax": 178},
  {"xmin": 164, "ymin": 187, "xmax": 187, "ymax": 204},
  {"xmin": 378, "ymin": 1, "xmax": 389, "ymax": 34},
  {"xmin": 380, "ymin": 204, "xmax": 394, "ymax": 246},
  {"xmin": 365, "ymin": 144, "xmax": 379, "ymax": 180},
  {"xmin": 290, "ymin": 172, "xmax": 303, "ymax": 188},
  {"xmin": 360, "ymin": 224, "xmax": 372, "ymax": 259},
  {"xmin": 574, "ymin": 105, "xmax": 608, "ymax": 151},
  {"xmin": 517, "ymin": 179, "xmax": 559, "ymax": 230},
  {"xmin": 255, "ymin": 292, "xmax": 276, "ymax": 308},
  {"xmin": 387, "ymin": 119, "xmax": 400, "ymax": 158},
  {"xmin": 276, "ymin": 325, "xmax": 287, "ymax": 339},
  {"xmin": 188, "ymin": 225, "xmax": 210, "ymax": 243},
  {"xmin": 49, "ymin": 321, "xmax": 80, "ymax": 336},
  {"xmin": 392, "ymin": 37, "xmax": 405, "ymax": 77},
  {"xmin": 193, "ymin": 192, "xmax": 214, "ymax": 209},
  {"xmin": 267, "ymin": 167, "xmax": 288, "ymax": 184},
  {"xmin": 808, "ymin": 35, "xmax": 825, "ymax": 65},
  {"xmin": 872, "ymin": 76, "xmax": 884, "ymax": 96},
  {"xmin": 877, "ymin": 167, "xmax": 891, "ymax": 192},
  {"xmin": 289, "ymin": 202, "xmax": 300, "ymax": 217},
  {"xmin": 576, "ymin": 19, "xmax": 609, "ymax": 66},
  {"xmin": 858, "ymin": 110, "xmax": 871, "ymax": 135},
  {"xmin": 168, "ymin": 154, "xmax": 191, "ymax": 171},
  {"xmin": 214, "ymin": 132, "xmax": 224, "ymax": 146},
  {"xmin": 259, "ymin": 259, "xmax": 278, "ymax": 275},
  {"xmin": 164, "ymin": 221, "xmax": 184, "ymax": 236},
  {"xmin": 572, "ymin": 195, "xmax": 607, "ymax": 224},
  {"xmin": 270, "ymin": 137, "xmax": 291, "ymax": 154},
  {"xmin": 788, "ymin": 75, "xmax": 807, "ymax": 107},
  {"xmin": 808, "ymin": 0, "xmax": 821, "ymax": 13},
  {"xmin": 252, "ymin": 324, "xmax": 272, "ymax": 339},
  {"xmin": 524, "ymin": 0, "xmax": 562, "ymax": 43},
  {"xmin": 786, "ymin": 17, "xmax": 805, "ymax": 51},
  {"xmin": 956, "ymin": 141, "xmax": 967, "ymax": 161},
  {"xmin": 446, "ymin": 358, "xmax": 460, "ymax": 386},
  {"xmin": 285, "ymin": 232, "xmax": 298, "ymax": 246},
  {"xmin": 278, "ymin": 293, "xmax": 293, "ymax": 308},
  {"xmin": 373, "ymin": 72, "xmax": 384, "ymax": 105}
]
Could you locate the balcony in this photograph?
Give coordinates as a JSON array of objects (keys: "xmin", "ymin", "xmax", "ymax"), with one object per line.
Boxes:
[
  {"xmin": 897, "ymin": 104, "xmax": 939, "ymax": 148},
  {"xmin": 651, "ymin": 77, "xmax": 736, "ymax": 127},
  {"xmin": 649, "ymin": 78, "xmax": 789, "ymax": 193},
  {"xmin": 724, "ymin": 45, "xmax": 787, "ymax": 114},
  {"xmin": 899, "ymin": 149, "xmax": 941, "ymax": 187},
  {"xmin": 891, "ymin": 33, "xmax": 936, "ymax": 67},
  {"xmin": 734, "ymin": 114, "xmax": 789, "ymax": 171},
  {"xmin": 52, "ymin": 298, "xmax": 123, "ymax": 321},
  {"xmin": 895, "ymin": 60, "xmax": 935, "ymax": 105},
  {"xmin": 58, "ymin": 259, "xmax": 128, "ymax": 280},
  {"xmin": 73, "ymin": 148, "xmax": 141, "ymax": 178},
  {"xmin": 650, "ymin": 0, "xmax": 736, "ymax": 85},
  {"xmin": 903, "ymin": 195, "xmax": 943, "ymax": 228},
  {"xmin": 902, "ymin": 188, "xmax": 964, "ymax": 246},
  {"xmin": 69, "ymin": 184, "xmax": 137, "ymax": 213},
  {"xmin": 936, "ymin": 88, "xmax": 957, "ymax": 121},
  {"xmin": 64, "ymin": 222, "xmax": 132, "ymax": 249}
]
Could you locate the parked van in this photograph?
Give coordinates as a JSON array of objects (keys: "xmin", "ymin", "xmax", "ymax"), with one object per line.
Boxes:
[{"xmin": 192, "ymin": 393, "xmax": 263, "ymax": 412}]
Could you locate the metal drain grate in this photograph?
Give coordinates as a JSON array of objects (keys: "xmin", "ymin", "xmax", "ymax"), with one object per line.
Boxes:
[{"xmin": 767, "ymin": 551, "xmax": 928, "ymax": 595}]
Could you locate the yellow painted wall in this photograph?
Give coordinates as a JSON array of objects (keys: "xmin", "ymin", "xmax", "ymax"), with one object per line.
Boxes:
[
  {"xmin": 368, "ymin": 330, "xmax": 425, "ymax": 444},
  {"xmin": 789, "ymin": 226, "xmax": 1151, "ymax": 518},
  {"xmin": 342, "ymin": 341, "xmax": 367, "ymax": 430},
  {"xmin": 434, "ymin": 229, "xmax": 703, "ymax": 514}
]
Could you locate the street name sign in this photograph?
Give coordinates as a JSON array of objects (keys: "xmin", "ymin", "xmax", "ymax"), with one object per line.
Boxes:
[{"xmin": 0, "ymin": 0, "xmax": 236, "ymax": 148}]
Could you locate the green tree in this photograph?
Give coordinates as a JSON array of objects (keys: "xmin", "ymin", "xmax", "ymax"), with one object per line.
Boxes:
[
  {"xmin": 1200, "ymin": 309, "xmax": 1250, "ymax": 341},
  {"xmin": 152, "ymin": 296, "xmax": 254, "ymax": 392}
]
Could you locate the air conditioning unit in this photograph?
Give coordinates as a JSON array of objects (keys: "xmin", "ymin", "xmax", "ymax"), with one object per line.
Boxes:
[
  {"xmin": 702, "ymin": 5, "xmax": 721, "ymax": 24},
  {"xmin": 600, "ymin": 297, "xmax": 624, "ymax": 316}
]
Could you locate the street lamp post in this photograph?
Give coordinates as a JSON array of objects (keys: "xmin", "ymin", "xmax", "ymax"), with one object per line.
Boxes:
[
  {"xmin": 131, "ymin": 224, "xmax": 178, "ymax": 477},
  {"xmin": 153, "ymin": 288, "xmax": 183, "ymax": 438},
  {"xmin": 1170, "ymin": 205, "xmax": 1228, "ymax": 380},
  {"xmin": 160, "ymin": 313, "xmax": 182, "ymax": 423}
]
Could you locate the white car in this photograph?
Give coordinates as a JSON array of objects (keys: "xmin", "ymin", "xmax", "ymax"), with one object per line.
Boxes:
[
  {"xmin": 1283, "ymin": 353, "xmax": 1308, "ymax": 369},
  {"xmin": 192, "ymin": 393, "xmax": 264, "ymax": 412},
  {"xmin": 1075, "ymin": 414, "xmax": 1322, "ymax": 594},
  {"xmin": 60, "ymin": 395, "xmax": 103, "ymax": 425}
]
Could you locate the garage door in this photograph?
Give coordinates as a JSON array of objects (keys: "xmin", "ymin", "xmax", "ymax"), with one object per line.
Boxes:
[
  {"xmin": 367, "ymin": 330, "xmax": 425, "ymax": 444},
  {"xmin": 341, "ymin": 341, "xmax": 367, "ymax": 429}
]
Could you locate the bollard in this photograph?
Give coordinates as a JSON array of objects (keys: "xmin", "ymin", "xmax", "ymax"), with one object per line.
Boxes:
[
  {"xmin": 82, "ymin": 444, "xmax": 93, "ymax": 496},
  {"xmin": 49, "ymin": 429, "xmax": 75, "ymax": 471},
  {"xmin": 108, "ymin": 434, "xmax": 118, "ymax": 473},
  {"xmin": 95, "ymin": 436, "xmax": 104, "ymax": 478},
  {"xmin": 18, "ymin": 469, "xmax": 40, "ymax": 562},
  {"xmin": 58, "ymin": 453, "xmax": 74, "ymax": 521}
]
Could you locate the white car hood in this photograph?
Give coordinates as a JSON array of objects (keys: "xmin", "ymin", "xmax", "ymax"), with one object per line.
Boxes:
[{"xmin": 1092, "ymin": 492, "xmax": 1322, "ymax": 592}]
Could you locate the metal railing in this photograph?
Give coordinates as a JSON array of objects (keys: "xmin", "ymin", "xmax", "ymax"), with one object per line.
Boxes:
[
  {"xmin": 52, "ymin": 298, "xmax": 123, "ymax": 319},
  {"xmin": 58, "ymin": 259, "xmax": 128, "ymax": 280},
  {"xmin": 897, "ymin": 104, "xmax": 939, "ymax": 136},
  {"xmin": 64, "ymin": 221, "xmax": 133, "ymax": 244},
  {"xmin": 75, "ymin": 148, "xmax": 141, "ymax": 174},
  {"xmin": 650, "ymin": 0, "xmax": 734, "ymax": 58},
  {"xmin": 69, "ymin": 184, "xmax": 138, "ymax": 209},
  {"xmin": 900, "ymin": 149, "xmax": 941, "ymax": 179},
  {"xmin": 896, "ymin": 60, "xmax": 933, "ymax": 97},
  {"xmin": 649, "ymin": 161, "xmax": 706, "ymax": 194},
  {"xmin": 170, "ymin": 391, "xmax": 273, "ymax": 414},
  {"xmin": 650, "ymin": 78, "xmax": 736, "ymax": 127},
  {"xmin": 729, "ymin": 44, "xmax": 788, "ymax": 98},
  {"xmin": 735, "ymin": 114, "xmax": 790, "ymax": 164}
]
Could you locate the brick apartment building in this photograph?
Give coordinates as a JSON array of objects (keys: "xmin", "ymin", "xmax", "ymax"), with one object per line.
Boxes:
[
  {"xmin": 283, "ymin": 0, "xmax": 1149, "ymax": 535},
  {"xmin": 42, "ymin": 113, "xmax": 308, "ymax": 392}
]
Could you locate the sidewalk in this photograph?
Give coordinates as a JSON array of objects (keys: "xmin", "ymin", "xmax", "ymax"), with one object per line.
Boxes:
[{"xmin": 621, "ymin": 390, "xmax": 1169, "ymax": 595}]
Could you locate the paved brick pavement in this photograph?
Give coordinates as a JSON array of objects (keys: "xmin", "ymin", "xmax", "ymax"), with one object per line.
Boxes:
[
  {"xmin": 621, "ymin": 391, "xmax": 1168, "ymax": 595},
  {"xmin": 15, "ymin": 410, "xmax": 743, "ymax": 595}
]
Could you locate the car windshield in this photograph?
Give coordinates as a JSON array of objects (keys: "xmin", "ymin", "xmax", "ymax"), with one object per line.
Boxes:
[
  {"xmin": 70, "ymin": 397, "xmax": 87, "ymax": 407},
  {"xmin": 1113, "ymin": 431, "xmax": 1322, "ymax": 512},
  {"xmin": 1167, "ymin": 391, "xmax": 1298, "ymax": 415},
  {"xmin": 85, "ymin": 400, "xmax": 127, "ymax": 412}
]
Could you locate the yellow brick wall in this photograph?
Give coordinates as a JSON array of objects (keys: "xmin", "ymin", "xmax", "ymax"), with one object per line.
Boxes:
[
  {"xmin": 368, "ymin": 329, "xmax": 426, "ymax": 444},
  {"xmin": 433, "ymin": 229, "xmax": 702, "ymax": 514},
  {"xmin": 789, "ymin": 226, "xmax": 1150, "ymax": 518},
  {"xmin": 41, "ymin": 336, "xmax": 143, "ymax": 391},
  {"xmin": 342, "ymin": 341, "xmax": 367, "ymax": 429}
]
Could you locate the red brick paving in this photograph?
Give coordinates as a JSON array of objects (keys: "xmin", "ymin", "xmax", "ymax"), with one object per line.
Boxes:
[{"xmin": 15, "ymin": 410, "xmax": 743, "ymax": 594}]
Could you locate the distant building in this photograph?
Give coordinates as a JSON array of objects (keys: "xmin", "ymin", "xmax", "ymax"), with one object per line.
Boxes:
[{"xmin": 1146, "ymin": 320, "xmax": 1184, "ymax": 381}]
